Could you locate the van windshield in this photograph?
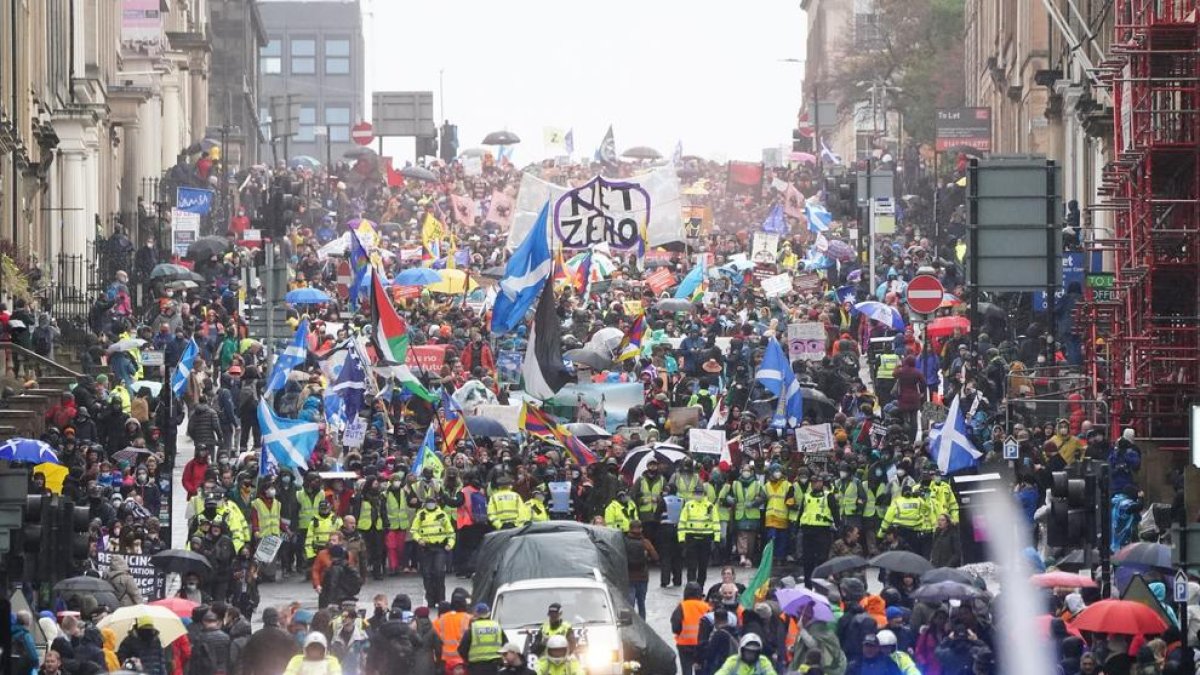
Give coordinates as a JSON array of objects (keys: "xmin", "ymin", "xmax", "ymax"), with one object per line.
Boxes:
[{"xmin": 494, "ymin": 587, "xmax": 613, "ymax": 628}]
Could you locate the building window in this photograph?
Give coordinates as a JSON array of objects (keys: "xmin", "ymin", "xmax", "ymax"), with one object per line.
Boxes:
[
  {"xmin": 325, "ymin": 38, "xmax": 351, "ymax": 75},
  {"xmin": 297, "ymin": 106, "xmax": 316, "ymax": 142},
  {"xmin": 290, "ymin": 39, "xmax": 316, "ymax": 74},
  {"xmin": 325, "ymin": 105, "xmax": 351, "ymax": 142},
  {"xmin": 261, "ymin": 40, "xmax": 282, "ymax": 74}
]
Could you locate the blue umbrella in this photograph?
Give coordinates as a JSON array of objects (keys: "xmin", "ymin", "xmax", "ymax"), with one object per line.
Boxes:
[
  {"xmin": 284, "ymin": 288, "xmax": 331, "ymax": 304},
  {"xmin": 853, "ymin": 301, "xmax": 905, "ymax": 330},
  {"xmin": 393, "ymin": 268, "xmax": 441, "ymax": 286},
  {"xmin": 0, "ymin": 438, "xmax": 60, "ymax": 464}
]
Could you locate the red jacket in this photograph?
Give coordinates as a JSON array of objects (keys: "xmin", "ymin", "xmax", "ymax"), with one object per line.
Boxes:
[{"xmin": 181, "ymin": 458, "xmax": 209, "ymax": 497}]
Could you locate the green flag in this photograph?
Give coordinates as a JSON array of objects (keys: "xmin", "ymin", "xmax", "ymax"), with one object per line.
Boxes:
[{"xmin": 740, "ymin": 539, "xmax": 774, "ymax": 609}]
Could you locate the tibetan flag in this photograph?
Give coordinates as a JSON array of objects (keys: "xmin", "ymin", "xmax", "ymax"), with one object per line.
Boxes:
[
  {"xmin": 440, "ymin": 390, "xmax": 466, "ymax": 452},
  {"xmin": 371, "ymin": 268, "xmax": 409, "ymax": 363},
  {"xmin": 615, "ymin": 313, "xmax": 646, "ymax": 362},
  {"xmin": 573, "ymin": 250, "xmax": 593, "ymax": 295},
  {"xmin": 519, "ymin": 403, "xmax": 597, "ymax": 466},
  {"xmin": 552, "ymin": 248, "xmax": 569, "ymax": 288}
]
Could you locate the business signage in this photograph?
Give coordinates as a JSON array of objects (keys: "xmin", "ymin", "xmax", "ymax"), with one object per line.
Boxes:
[{"xmin": 936, "ymin": 107, "xmax": 993, "ymax": 152}]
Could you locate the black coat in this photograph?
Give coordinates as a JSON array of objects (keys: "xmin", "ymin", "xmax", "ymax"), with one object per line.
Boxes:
[
  {"xmin": 929, "ymin": 526, "xmax": 962, "ymax": 568},
  {"xmin": 187, "ymin": 404, "xmax": 223, "ymax": 448},
  {"xmin": 234, "ymin": 625, "xmax": 297, "ymax": 675}
]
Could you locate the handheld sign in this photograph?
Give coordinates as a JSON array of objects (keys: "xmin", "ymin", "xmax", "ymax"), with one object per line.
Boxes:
[{"xmin": 554, "ymin": 176, "xmax": 651, "ymax": 250}]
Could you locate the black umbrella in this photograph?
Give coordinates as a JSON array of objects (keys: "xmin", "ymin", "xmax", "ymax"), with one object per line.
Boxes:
[
  {"xmin": 149, "ymin": 263, "xmax": 192, "ymax": 280},
  {"xmin": 911, "ymin": 580, "xmax": 984, "ymax": 603},
  {"xmin": 55, "ymin": 575, "xmax": 116, "ymax": 595},
  {"xmin": 1113, "ymin": 542, "xmax": 1172, "ymax": 569},
  {"xmin": 798, "ymin": 385, "xmax": 838, "ymax": 417},
  {"xmin": 643, "ymin": 259, "xmax": 674, "ymax": 269},
  {"xmin": 150, "ymin": 549, "xmax": 213, "ymax": 577},
  {"xmin": 622, "ymin": 146, "xmax": 662, "ymax": 160},
  {"xmin": 400, "ymin": 166, "xmax": 438, "ymax": 182},
  {"xmin": 921, "ymin": 567, "xmax": 977, "ymax": 586},
  {"xmin": 343, "ymin": 147, "xmax": 377, "ymax": 160},
  {"xmin": 482, "ymin": 130, "xmax": 520, "ymax": 145},
  {"xmin": 465, "ymin": 416, "xmax": 509, "ymax": 438},
  {"xmin": 870, "ymin": 550, "xmax": 933, "ymax": 576},
  {"xmin": 185, "ymin": 236, "xmax": 230, "ymax": 261},
  {"xmin": 812, "ymin": 555, "xmax": 868, "ymax": 579}
]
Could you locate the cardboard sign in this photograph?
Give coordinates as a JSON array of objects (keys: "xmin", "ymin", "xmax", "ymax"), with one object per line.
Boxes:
[
  {"xmin": 406, "ymin": 345, "xmax": 448, "ymax": 372},
  {"xmin": 554, "ymin": 176, "xmax": 651, "ymax": 250},
  {"xmin": 140, "ymin": 350, "xmax": 164, "ymax": 367},
  {"xmin": 255, "ymin": 534, "xmax": 283, "ymax": 564},
  {"xmin": 751, "ymin": 233, "xmax": 780, "ymax": 264},
  {"xmin": 622, "ymin": 300, "xmax": 643, "ymax": 315},
  {"xmin": 342, "ymin": 417, "xmax": 367, "ymax": 448},
  {"xmin": 796, "ymin": 423, "xmax": 834, "ymax": 452},
  {"xmin": 761, "ymin": 273, "xmax": 793, "ymax": 298},
  {"xmin": 788, "ymin": 322, "xmax": 826, "ymax": 361},
  {"xmin": 463, "ymin": 156, "xmax": 483, "ymax": 176},
  {"xmin": 793, "ymin": 274, "xmax": 824, "ymax": 295},
  {"xmin": 668, "ymin": 407, "xmax": 701, "ymax": 433},
  {"xmin": 171, "ymin": 209, "xmax": 200, "ymax": 257},
  {"xmin": 644, "ymin": 249, "xmax": 674, "ymax": 265},
  {"xmin": 95, "ymin": 551, "xmax": 164, "ymax": 601},
  {"xmin": 645, "ymin": 268, "xmax": 677, "ymax": 295},
  {"xmin": 399, "ymin": 247, "xmax": 423, "ymax": 262},
  {"xmin": 740, "ymin": 433, "xmax": 763, "ymax": 457},
  {"xmin": 689, "ymin": 428, "xmax": 726, "ymax": 455}
]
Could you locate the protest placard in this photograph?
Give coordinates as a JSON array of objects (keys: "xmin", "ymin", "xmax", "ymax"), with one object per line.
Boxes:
[
  {"xmin": 668, "ymin": 407, "xmax": 701, "ymax": 433},
  {"xmin": 751, "ymin": 233, "xmax": 780, "ymax": 264},
  {"xmin": 761, "ymin": 273, "xmax": 793, "ymax": 298},
  {"xmin": 342, "ymin": 417, "xmax": 367, "ymax": 448},
  {"xmin": 788, "ymin": 322, "xmax": 827, "ymax": 361},
  {"xmin": 688, "ymin": 428, "xmax": 726, "ymax": 455},
  {"xmin": 645, "ymin": 268, "xmax": 676, "ymax": 295},
  {"xmin": 795, "ymin": 423, "xmax": 835, "ymax": 452},
  {"xmin": 96, "ymin": 551, "xmax": 164, "ymax": 600},
  {"xmin": 171, "ymin": 210, "xmax": 200, "ymax": 257}
]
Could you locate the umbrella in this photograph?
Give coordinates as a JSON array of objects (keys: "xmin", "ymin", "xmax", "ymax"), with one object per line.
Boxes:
[
  {"xmin": 284, "ymin": 288, "xmax": 332, "ymax": 304},
  {"xmin": 98, "ymin": 605, "xmax": 187, "ymax": 646},
  {"xmin": 150, "ymin": 549, "xmax": 213, "ymax": 577},
  {"xmin": 1070, "ymin": 599, "xmax": 1168, "ymax": 635},
  {"xmin": 654, "ymin": 299, "xmax": 694, "ymax": 313},
  {"xmin": 458, "ymin": 147, "xmax": 488, "ymax": 158},
  {"xmin": 812, "ymin": 555, "xmax": 868, "ymax": 579},
  {"xmin": 911, "ymin": 580, "xmax": 984, "ymax": 603},
  {"xmin": 149, "ymin": 263, "xmax": 192, "ymax": 280},
  {"xmin": 400, "ymin": 166, "xmax": 438, "ymax": 182},
  {"xmin": 112, "ymin": 446, "xmax": 155, "ymax": 463},
  {"xmin": 921, "ymin": 567, "xmax": 977, "ymax": 586},
  {"xmin": 940, "ymin": 293, "xmax": 963, "ymax": 308},
  {"xmin": 564, "ymin": 423, "xmax": 611, "ymax": 441},
  {"xmin": 107, "ymin": 338, "xmax": 147, "ymax": 354},
  {"xmin": 1034, "ymin": 615, "xmax": 1084, "ymax": 640},
  {"xmin": 1054, "ymin": 549, "xmax": 1100, "ymax": 571},
  {"xmin": 854, "ymin": 301, "xmax": 905, "ymax": 331},
  {"xmin": 622, "ymin": 146, "xmax": 662, "ymax": 160},
  {"xmin": 185, "ymin": 235, "xmax": 231, "ymax": 261},
  {"xmin": 343, "ymin": 147, "xmax": 377, "ymax": 160},
  {"xmin": 289, "ymin": 155, "xmax": 321, "ymax": 169},
  {"xmin": 777, "ymin": 587, "xmax": 836, "ymax": 622},
  {"xmin": 621, "ymin": 446, "xmax": 687, "ymax": 480},
  {"xmin": 164, "ymin": 279, "xmax": 199, "ymax": 291},
  {"xmin": 567, "ymin": 251, "xmax": 616, "ymax": 278},
  {"xmin": 426, "ymin": 269, "xmax": 477, "ymax": 294},
  {"xmin": 870, "ymin": 550, "xmax": 932, "ymax": 576},
  {"xmin": 149, "ymin": 597, "xmax": 199, "ymax": 619},
  {"xmin": 465, "ymin": 416, "xmax": 510, "ymax": 438},
  {"xmin": 394, "ymin": 267, "xmax": 442, "ymax": 286},
  {"xmin": 132, "ymin": 381, "xmax": 163, "ymax": 397},
  {"xmin": 587, "ymin": 327, "xmax": 626, "ymax": 355},
  {"xmin": 0, "ymin": 438, "xmax": 60, "ymax": 464},
  {"xmin": 480, "ymin": 265, "xmax": 507, "ymax": 280},
  {"xmin": 825, "ymin": 240, "xmax": 857, "ymax": 262},
  {"xmin": 482, "ymin": 130, "xmax": 520, "ymax": 145},
  {"xmin": 926, "ymin": 315, "xmax": 971, "ymax": 338},
  {"xmin": 789, "ymin": 151, "xmax": 818, "ymax": 165},
  {"xmin": 1031, "ymin": 571, "xmax": 1098, "ymax": 589},
  {"xmin": 798, "ymin": 386, "xmax": 838, "ymax": 417},
  {"xmin": 564, "ymin": 348, "xmax": 615, "ymax": 372},
  {"xmin": 1113, "ymin": 542, "xmax": 1173, "ymax": 569},
  {"xmin": 54, "ymin": 576, "xmax": 116, "ymax": 595}
]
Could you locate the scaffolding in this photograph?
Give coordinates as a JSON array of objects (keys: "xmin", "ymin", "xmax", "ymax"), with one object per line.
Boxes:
[{"xmin": 1082, "ymin": 0, "xmax": 1199, "ymax": 445}]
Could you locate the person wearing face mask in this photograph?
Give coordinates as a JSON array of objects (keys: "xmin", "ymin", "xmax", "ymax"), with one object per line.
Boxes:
[
  {"xmin": 522, "ymin": 488, "xmax": 550, "ymax": 523},
  {"xmin": 604, "ymin": 490, "xmax": 635, "ymax": 533},
  {"xmin": 679, "ymin": 484, "xmax": 720, "ymax": 588},
  {"xmin": 674, "ymin": 458, "xmax": 715, "ymax": 505},
  {"xmin": 712, "ymin": 633, "xmax": 777, "ymax": 675},
  {"xmin": 797, "ymin": 474, "xmax": 839, "ymax": 590},
  {"xmin": 411, "ymin": 497, "xmax": 455, "ymax": 606},
  {"xmin": 634, "ymin": 459, "xmax": 665, "ymax": 546},
  {"xmin": 384, "ymin": 473, "xmax": 412, "ymax": 576},
  {"xmin": 295, "ymin": 473, "xmax": 324, "ymax": 574},
  {"xmin": 656, "ymin": 484, "xmax": 685, "ymax": 587},
  {"xmin": 353, "ymin": 477, "xmax": 387, "ymax": 581},
  {"xmin": 878, "ymin": 483, "xmax": 928, "ymax": 554},
  {"xmin": 306, "ymin": 500, "xmax": 343, "ymax": 561},
  {"xmin": 721, "ymin": 462, "xmax": 764, "ymax": 568},
  {"xmin": 178, "ymin": 572, "xmax": 205, "ymax": 603},
  {"xmin": 762, "ymin": 465, "xmax": 796, "ymax": 566},
  {"xmin": 1048, "ymin": 417, "xmax": 1085, "ymax": 465},
  {"xmin": 833, "ymin": 462, "xmax": 866, "ymax": 537},
  {"xmin": 251, "ymin": 481, "xmax": 283, "ymax": 571}
]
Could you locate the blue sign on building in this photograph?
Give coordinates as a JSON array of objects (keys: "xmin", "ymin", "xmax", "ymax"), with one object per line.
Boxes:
[
  {"xmin": 1034, "ymin": 252, "xmax": 1085, "ymax": 312},
  {"xmin": 176, "ymin": 187, "xmax": 215, "ymax": 214}
]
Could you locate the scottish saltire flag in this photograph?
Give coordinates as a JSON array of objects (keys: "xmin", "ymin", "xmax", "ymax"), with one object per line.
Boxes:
[
  {"xmin": 492, "ymin": 201, "xmax": 553, "ymax": 333},
  {"xmin": 258, "ymin": 442, "xmax": 278, "ymax": 478},
  {"xmin": 820, "ymin": 138, "xmax": 842, "ymax": 165},
  {"xmin": 595, "ymin": 125, "xmax": 617, "ymax": 165},
  {"xmin": 564, "ymin": 129, "xmax": 575, "ymax": 155},
  {"xmin": 170, "ymin": 338, "xmax": 198, "ymax": 398},
  {"xmin": 929, "ymin": 395, "xmax": 982, "ymax": 474},
  {"xmin": 761, "ymin": 204, "xmax": 789, "ymax": 234},
  {"xmin": 257, "ymin": 399, "xmax": 316, "ymax": 470},
  {"xmin": 755, "ymin": 338, "xmax": 803, "ymax": 428},
  {"xmin": 497, "ymin": 145, "xmax": 514, "ymax": 162},
  {"xmin": 674, "ymin": 257, "xmax": 707, "ymax": 300},
  {"xmin": 266, "ymin": 319, "xmax": 309, "ymax": 395},
  {"xmin": 331, "ymin": 348, "xmax": 367, "ymax": 422},
  {"xmin": 805, "ymin": 200, "xmax": 833, "ymax": 233},
  {"xmin": 410, "ymin": 424, "xmax": 444, "ymax": 477}
]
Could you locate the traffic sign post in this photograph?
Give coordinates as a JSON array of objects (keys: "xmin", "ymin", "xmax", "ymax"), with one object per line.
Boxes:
[
  {"xmin": 351, "ymin": 121, "xmax": 375, "ymax": 147},
  {"xmin": 1003, "ymin": 436, "xmax": 1019, "ymax": 461},
  {"xmin": 906, "ymin": 274, "xmax": 945, "ymax": 315}
]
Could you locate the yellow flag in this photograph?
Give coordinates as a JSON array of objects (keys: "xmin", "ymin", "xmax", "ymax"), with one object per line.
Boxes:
[{"xmin": 421, "ymin": 213, "xmax": 446, "ymax": 247}]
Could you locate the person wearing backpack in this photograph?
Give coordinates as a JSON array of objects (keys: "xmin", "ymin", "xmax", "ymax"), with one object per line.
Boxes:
[
  {"xmin": 625, "ymin": 520, "xmax": 659, "ymax": 619},
  {"xmin": 32, "ymin": 312, "xmax": 58, "ymax": 360},
  {"xmin": 187, "ymin": 611, "xmax": 231, "ymax": 675},
  {"xmin": 313, "ymin": 531, "xmax": 361, "ymax": 608},
  {"xmin": 452, "ymin": 476, "xmax": 489, "ymax": 577}
]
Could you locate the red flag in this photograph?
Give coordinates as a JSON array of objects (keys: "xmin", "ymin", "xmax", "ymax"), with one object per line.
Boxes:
[{"xmin": 383, "ymin": 157, "xmax": 405, "ymax": 188}]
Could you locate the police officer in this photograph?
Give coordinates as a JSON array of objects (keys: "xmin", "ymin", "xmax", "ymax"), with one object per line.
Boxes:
[
  {"xmin": 798, "ymin": 474, "xmax": 839, "ymax": 588},
  {"xmin": 834, "ymin": 462, "xmax": 866, "ymax": 534},
  {"xmin": 762, "ymin": 464, "xmax": 795, "ymax": 564},
  {"xmin": 721, "ymin": 462, "xmax": 764, "ymax": 568},
  {"xmin": 295, "ymin": 473, "xmax": 324, "ymax": 572},
  {"xmin": 411, "ymin": 496, "xmax": 455, "ymax": 606},
  {"xmin": 877, "ymin": 484, "xmax": 928, "ymax": 553},
  {"xmin": 354, "ymin": 476, "xmax": 388, "ymax": 580},
  {"xmin": 531, "ymin": 603, "xmax": 577, "ymax": 655},
  {"xmin": 458, "ymin": 603, "xmax": 503, "ymax": 675},
  {"xmin": 876, "ymin": 344, "xmax": 901, "ymax": 406},
  {"xmin": 189, "ymin": 493, "xmax": 226, "ymax": 543},
  {"xmin": 657, "ymin": 484, "xmax": 684, "ymax": 587},
  {"xmin": 926, "ymin": 468, "xmax": 959, "ymax": 526},
  {"xmin": 488, "ymin": 475, "xmax": 524, "ymax": 530},
  {"xmin": 604, "ymin": 491, "xmax": 635, "ymax": 532},
  {"xmin": 673, "ymin": 458, "xmax": 714, "ymax": 504},
  {"xmin": 523, "ymin": 488, "xmax": 550, "ymax": 523},
  {"xmin": 305, "ymin": 500, "xmax": 342, "ymax": 562},
  {"xmin": 634, "ymin": 459, "xmax": 665, "ymax": 547},
  {"xmin": 678, "ymin": 484, "xmax": 719, "ymax": 588}
]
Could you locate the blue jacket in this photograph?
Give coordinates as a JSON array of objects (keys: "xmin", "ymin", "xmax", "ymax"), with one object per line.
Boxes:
[
  {"xmin": 1015, "ymin": 486, "xmax": 1039, "ymax": 525},
  {"xmin": 1109, "ymin": 445, "xmax": 1141, "ymax": 493}
]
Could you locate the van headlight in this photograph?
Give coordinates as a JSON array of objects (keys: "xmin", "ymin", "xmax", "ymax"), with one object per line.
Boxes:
[{"xmin": 583, "ymin": 634, "xmax": 621, "ymax": 673}]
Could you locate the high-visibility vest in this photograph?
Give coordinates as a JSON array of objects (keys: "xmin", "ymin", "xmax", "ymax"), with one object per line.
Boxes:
[
  {"xmin": 674, "ymin": 474, "xmax": 714, "ymax": 504},
  {"xmin": 863, "ymin": 481, "xmax": 889, "ymax": 518},
  {"xmin": 488, "ymin": 489, "xmax": 523, "ymax": 528},
  {"xmin": 605, "ymin": 500, "xmax": 632, "ymax": 532},
  {"xmin": 219, "ymin": 501, "xmax": 250, "ymax": 552},
  {"xmin": 539, "ymin": 620, "xmax": 573, "ymax": 640},
  {"xmin": 296, "ymin": 490, "xmax": 322, "ymax": 530},
  {"xmin": 636, "ymin": 476, "xmax": 664, "ymax": 517},
  {"xmin": 434, "ymin": 612, "xmax": 470, "ymax": 667},
  {"xmin": 791, "ymin": 481, "xmax": 808, "ymax": 522},
  {"xmin": 357, "ymin": 498, "xmax": 384, "ymax": 531},
  {"xmin": 931, "ymin": 480, "xmax": 959, "ymax": 524},
  {"xmin": 919, "ymin": 488, "xmax": 939, "ymax": 532},
  {"xmin": 877, "ymin": 353, "xmax": 900, "ymax": 379},
  {"xmin": 731, "ymin": 480, "xmax": 763, "ymax": 521},
  {"xmin": 798, "ymin": 491, "xmax": 834, "ymax": 527},
  {"xmin": 879, "ymin": 495, "xmax": 926, "ymax": 534},
  {"xmin": 525, "ymin": 498, "xmax": 549, "ymax": 522},
  {"xmin": 251, "ymin": 498, "xmax": 281, "ymax": 538},
  {"xmin": 764, "ymin": 480, "xmax": 793, "ymax": 529},
  {"xmin": 385, "ymin": 491, "xmax": 410, "ymax": 531},
  {"xmin": 837, "ymin": 478, "xmax": 863, "ymax": 517},
  {"xmin": 675, "ymin": 599, "xmax": 710, "ymax": 646},
  {"xmin": 305, "ymin": 514, "xmax": 340, "ymax": 557},
  {"xmin": 465, "ymin": 619, "xmax": 503, "ymax": 663},
  {"xmin": 456, "ymin": 486, "xmax": 478, "ymax": 528},
  {"xmin": 677, "ymin": 500, "xmax": 717, "ymax": 541},
  {"xmin": 412, "ymin": 508, "xmax": 455, "ymax": 547}
]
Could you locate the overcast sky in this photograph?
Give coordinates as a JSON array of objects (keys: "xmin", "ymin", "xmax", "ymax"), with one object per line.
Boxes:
[{"xmin": 365, "ymin": 0, "xmax": 806, "ymax": 163}]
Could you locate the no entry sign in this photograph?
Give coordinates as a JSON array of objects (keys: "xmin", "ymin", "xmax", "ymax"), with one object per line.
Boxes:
[
  {"xmin": 351, "ymin": 121, "xmax": 375, "ymax": 146},
  {"xmin": 906, "ymin": 274, "xmax": 944, "ymax": 314}
]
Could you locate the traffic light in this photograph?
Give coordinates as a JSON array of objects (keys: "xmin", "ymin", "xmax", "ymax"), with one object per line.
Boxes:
[
  {"xmin": 793, "ymin": 129, "xmax": 805, "ymax": 152},
  {"xmin": 440, "ymin": 122, "xmax": 459, "ymax": 163},
  {"xmin": 62, "ymin": 498, "xmax": 91, "ymax": 575},
  {"xmin": 418, "ymin": 132, "xmax": 438, "ymax": 158},
  {"xmin": 1048, "ymin": 471, "xmax": 1090, "ymax": 548}
]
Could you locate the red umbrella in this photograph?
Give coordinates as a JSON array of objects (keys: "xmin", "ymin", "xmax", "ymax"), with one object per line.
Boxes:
[
  {"xmin": 1035, "ymin": 614, "xmax": 1084, "ymax": 639},
  {"xmin": 148, "ymin": 597, "xmax": 198, "ymax": 619},
  {"xmin": 1070, "ymin": 599, "xmax": 1168, "ymax": 635},
  {"xmin": 1031, "ymin": 571, "xmax": 1098, "ymax": 589},
  {"xmin": 926, "ymin": 315, "xmax": 971, "ymax": 338}
]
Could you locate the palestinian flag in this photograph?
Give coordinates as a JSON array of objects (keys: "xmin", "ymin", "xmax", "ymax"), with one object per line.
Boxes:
[
  {"xmin": 371, "ymin": 269, "xmax": 409, "ymax": 363},
  {"xmin": 388, "ymin": 364, "xmax": 438, "ymax": 403}
]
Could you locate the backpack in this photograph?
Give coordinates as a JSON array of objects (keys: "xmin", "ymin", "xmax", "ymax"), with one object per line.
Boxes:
[
  {"xmin": 469, "ymin": 490, "xmax": 488, "ymax": 522},
  {"xmin": 328, "ymin": 559, "xmax": 363, "ymax": 601},
  {"xmin": 236, "ymin": 386, "xmax": 257, "ymax": 416},
  {"xmin": 625, "ymin": 538, "xmax": 648, "ymax": 568},
  {"xmin": 189, "ymin": 638, "xmax": 228, "ymax": 675},
  {"xmin": 32, "ymin": 325, "xmax": 53, "ymax": 356}
]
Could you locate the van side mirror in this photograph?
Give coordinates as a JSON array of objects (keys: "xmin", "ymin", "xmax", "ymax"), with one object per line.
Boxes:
[{"xmin": 618, "ymin": 608, "xmax": 633, "ymax": 626}]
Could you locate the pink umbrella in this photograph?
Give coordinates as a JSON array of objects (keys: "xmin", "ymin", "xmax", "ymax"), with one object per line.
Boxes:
[
  {"xmin": 1031, "ymin": 571, "xmax": 1098, "ymax": 589},
  {"xmin": 789, "ymin": 151, "xmax": 818, "ymax": 165}
]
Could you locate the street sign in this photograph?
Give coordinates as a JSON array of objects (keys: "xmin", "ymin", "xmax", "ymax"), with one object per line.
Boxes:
[
  {"xmin": 351, "ymin": 121, "xmax": 374, "ymax": 146},
  {"xmin": 906, "ymin": 275, "xmax": 945, "ymax": 314},
  {"xmin": 1003, "ymin": 436, "xmax": 1020, "ymax": 461},
  {"xmin": 1174, "ymin": 569, "xmax": 1189, "ymax": 603}
]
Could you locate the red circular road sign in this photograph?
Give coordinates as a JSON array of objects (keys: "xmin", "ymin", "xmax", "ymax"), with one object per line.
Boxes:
[
  {"xmin": 351, "ymin": 121, "xmax": 374, "ymax": 146},
  {"xmin": 905, "ymin": 274, "xmax": 945, "ymax": 314}
]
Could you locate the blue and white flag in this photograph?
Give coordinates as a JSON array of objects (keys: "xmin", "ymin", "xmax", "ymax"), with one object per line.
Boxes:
[
  {"xmin": 835, "ymin": 285, "xmax": 857, "ymax": 304},
  {"xmin": 929, "ymin": 394, "xmax": 982, "ymax": 474},
  {"xmin": 761, "ymin": 203, "xmax": 789, "ymax": 234},
  {"xmin": 491, "ymin": 202, "xmax": 553, "ymax": 334},
  {"xmin": 331, "ymin": 348, "xmax": 367, "ymax": 422},
  {"xmin": 805, "ymin": 201, "xmax": 833, "ymax": 233},
  {"xmin": 257, "ymin": 399, "xmax": 316, "ymax": 471},
  {"xmin": 410, "ymin": 424, "xmax": 444, "ymax": 477},
  {"xmin": 266, "ymin": 319, "xmax": 309, "ymax": 395},
  {"xmin": 595, "ymin": 125, "xmax": 617, "ymax": 165},
  {"xmin": 348, "ymin": 230, "xmax": 370, "ymax": 311},
  {"xmin": 672, "ymin": 140, "xmax": 683, "ymax": 166},
  {"xmin": 170, "ymin": 339, "xmax": 198, "ymax": 399},
  {"xmin": 820, "ymin": 138, "xmax": 842, "ymax": 165},
  {"xmin": 564, "ymin": 129, "xmax": 575, "ymax": 155},
  {"xmin": 674, "ymin": 257, "xmax": 707, "ymax": 300},
  {"xmin": 258, "ymin": 442, "xmax": 278, "ymax": 478},
  {"xmin": 755, "ymin": 338, "xmax": 804, "ymax": 428}
]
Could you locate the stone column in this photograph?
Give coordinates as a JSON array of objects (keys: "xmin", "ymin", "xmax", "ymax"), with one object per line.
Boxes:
[
  {"xmin": 189, "ymin": 66, "xmax": 209, "ymax": 142},
  {"xmin": 161, "ymin": 73, "xmax": 183, "ymax": 168},
  {"xmin": 121, "ymin": 121, "xmax": 143, "ymax": 215},
  {"xmin": 83, "ymin": 124, "xmax": 101, "ymax": 252},
  {"xmin": 138, "ymin": 93, "xmax": 163, "ymax": 201},
  {"xmin": 58, "ymin": 140, "xmax": 89, "ymax": 262}
]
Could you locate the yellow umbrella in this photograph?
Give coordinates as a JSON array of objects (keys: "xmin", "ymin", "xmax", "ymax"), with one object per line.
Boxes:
[
  {"xmin": 34, "ymin": 463, "xmax": 67, "ymax": 494},
  {"xmin": 427, "ymin": 269, "xmax": 478, "ymax": 294}
]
